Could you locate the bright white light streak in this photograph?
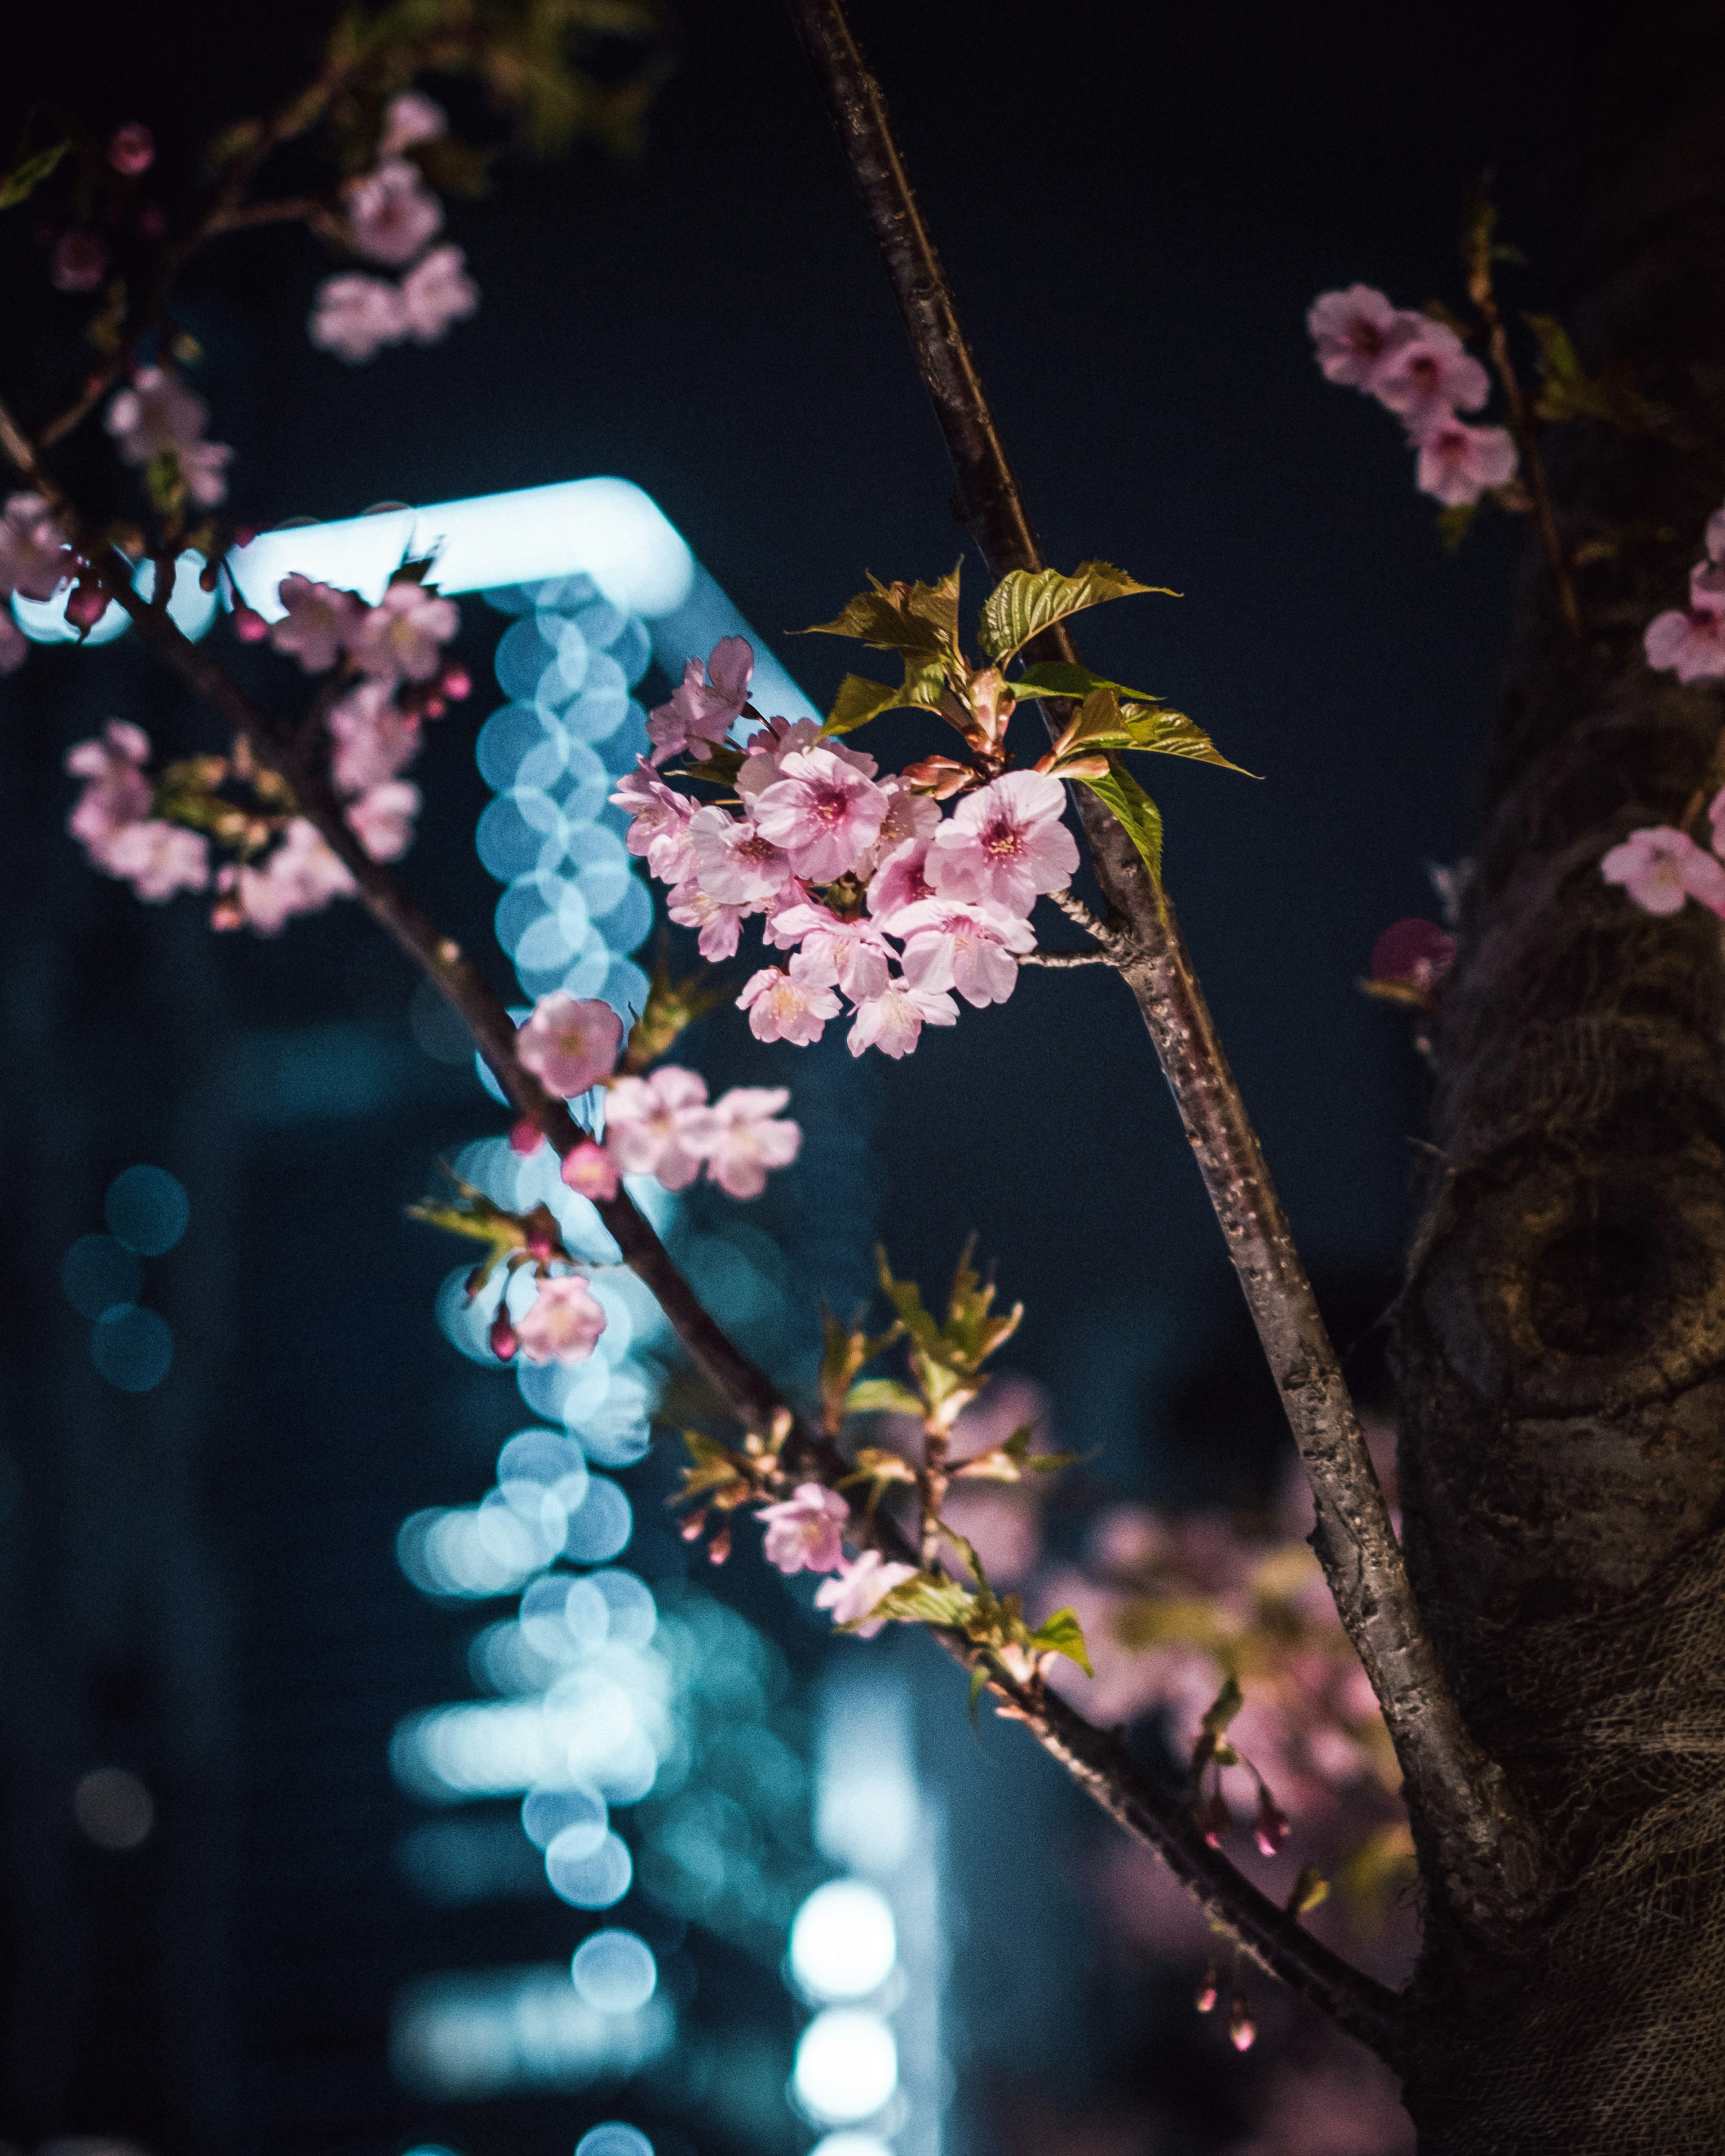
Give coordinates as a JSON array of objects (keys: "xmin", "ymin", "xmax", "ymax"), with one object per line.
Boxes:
[
  {"xmin": 794, "ymin": 2009, "xmax": 899, "ymax": 2127},
  {"xmin": 790, "ymin": 1880, "xmax": 898, "ymax": 2003}
]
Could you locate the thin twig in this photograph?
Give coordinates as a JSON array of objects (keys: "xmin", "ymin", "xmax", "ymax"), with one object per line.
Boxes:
[
  {"xmin": 1018, "ymin": 949, "xmax": 1111, "ymax": 968},
  {"xmin": 783, "ymin": 0, "xmax": 1550, "ymax": 1946}
]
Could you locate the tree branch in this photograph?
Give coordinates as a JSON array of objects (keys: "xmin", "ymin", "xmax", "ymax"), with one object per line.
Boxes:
[{"xmin": 782, "ymin": 0, "xmax": 1551, "ymax": 1943}]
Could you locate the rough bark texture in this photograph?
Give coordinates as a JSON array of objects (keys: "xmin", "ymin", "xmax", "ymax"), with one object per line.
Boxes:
[{"xmin": 1397, "ymin": 7, "xmax": 1725, "ymax": 2145}]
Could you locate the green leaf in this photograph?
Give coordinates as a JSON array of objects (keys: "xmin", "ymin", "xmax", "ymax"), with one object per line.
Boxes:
[
  {"xmin": 866, "ymin": 1570, "xmax": 976, "ymax": 1630},
  {"xmin": 941, "ymin": 1237, "xmax": 1022, "ymax": 1371},
  {"xmin": 844, "ymin": 1377, "xmax": 925, "ymax": 1417},
  {"xmin": 967, "ymin": 1660, "xmax": 991, "ymax": 1726},
  {"xmin": 876, "ymin": 1246, "xmax": 945, "ymax": 1356},
  {"xmin": 1073, "ymin": 759, "xmax": 1164, "ymax": 886},
  {"xmin": 805, "ymin": 566, "xmax": 964, "ymax": 660},
  {"xmin": 1200, "ymin": 1674, "xmax": 1243, "ymax": 1743},
  {"xmin": 0, "ymin": 139, "xmax": 69, "ymax": 212},
  {"xmin": 1436, "ymin": 502, "xmax": 1477, "ymax": 552},
  {"xmin": 1286, "ymin": 1864, "xmax": 1330, "ymax": 1918},
  {"xmin": 822, "ymin": 653, "xmax": 948, "ymax": 738},
  {"xmin": 978, "ymin": 561, "xmax": 1174, "ymax": 664},
  {"xmin": 1013, "ymin": 659, "xmax": 1166, "ymax": 707},
  {"xmin": 1026, "ymin": 1606, "xmax": 1094, "ymax": 1678}
]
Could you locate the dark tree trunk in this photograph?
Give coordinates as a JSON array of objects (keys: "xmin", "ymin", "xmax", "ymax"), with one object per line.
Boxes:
[{"xmin": 1397, "ymin": 6, "xmax": 1725, "ymax": 2146}]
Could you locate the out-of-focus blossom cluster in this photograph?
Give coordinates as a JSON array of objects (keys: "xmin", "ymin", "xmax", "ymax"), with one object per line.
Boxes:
[
  {"xmin": 105, "ymin": 366, "xmax": 234, "ymax": 511},
  {"xmin": 63, "ymin": 568, "xmax": 464, "ymax": 929},
  {"xmin": 613, "ymin": 635, "xmax": 1078, "ymax": 1058},
  {"xmin": 1307, "ymin": 285, "xmax": 1517, "ymax": 508},
  {"xmin": 1641, "ymin": 495, "xmax": 1725, "ymax": 684},
  {"xmin": 0, "ymin": 490, "xmax": 75, "ymax": 673},
  {"xmin": 309, "ymin": 94, "xmax": 478, "ymax": 363}
]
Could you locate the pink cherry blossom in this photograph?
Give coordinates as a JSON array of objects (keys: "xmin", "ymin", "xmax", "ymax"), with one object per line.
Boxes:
[
  {"xmin": 345, "ymin": 779, "xmax": 421, "ymax": 862},
  {"xmin": 0, "ymin": 611, "xmax": 25, "ymax": 676},
  {"xmin": 1645, "ymin": 592, "xmax": 1725, "ymax": 682},
  {"xmin": 756, "ymin": 1482, "xmax": 848, "ymax": 1574},
  {"xmin": 814, "ymin": 1550, "xmax": 919, "ymax": 1637},
  {"xmin": 1413, "ymin": 418, "xmax": 1518, "ymax": 507},
  {"xmin": 177, "ymin": 440, "xmax": 233, "ymax": 509},
  {"xmin": 0, "ymin": 491, "xmax": 73, "ymax": 600},
  {"xmin": 737, "ymin": 960, "xmax": 842, "ymax": 1046},
  {"xmin": 516, "ymin": 991, "xmax": 623, "ymax": 1097},
  {"xmin": 514, "ymin": 1273, "xmax": 608, "ymax": 1365},
  {"xmin": 327, "ymin": 680, "xmax": 421, "ymax": 793},
  {"xmin": 51, "ymin": 231, "xmax": 106, "ymax": 292},
  {"xmin": 888, "ymin": 897, "xmax": 1036, "ymax": 1007},
  {"xmin": 309, "ymin": 274, "xmax": 408, "ymax": 363},
  {"xmin": 1706, "ymin": 504, "xmax": 1725, "ymax": 565},
  {"xmin": 66, "ymin": 721, "xmax": 153, "ymax": 851},
  {"xmin": 1370, "ymin": 917, "xmax": 1456, "ymax": 993},
  {"xmin": 108, "ymin": 124, "xmax": 155, "ymax": 176},
  {"xmin": 667, "ymin": 878, "xmax": 748, "ymax": 961},
  {"xmin": 704, "ymin": 1085, "xmax": 801, "ymax": 1198},
  {"xmin": 867, "ymin": 777, "xmax": 942, "ymax": 867},
  {"xmin": 752, "ymin": 746, "xmax": 891, "ymax": 881},
  {"xmin": 925, "ymin": 769, "xmax": 1078, "ymax": 914},
  {"xmin": 1371, "ymin": 326, "xmax": 1490, "ymax": 434},
  {"xmin": 1601, "ymin": 826, "xmax": 1725, "ymax": 918},
  {"xmin": 348, "ymin": 579, "xmax": 460, "ymax": 684},
  {"xmin": 398, "ymin": 245, "xmax": 479, "ymax": 343},
  {"xmin": 1306, "ymin": 285, "xmax": 1424, "ymax": 389},
  {"xmin": 217, "ymin": 819, "xmax": 356, "ymax": 934},
  {"xmin": 646, "ymin": 636, "xmax": 753, "ymax": 765},
  {"xmin": 867, "ymin": 834, "xmax": 937, "ymax": 918},
  {"xmin": 270, "ymin": 574, "xmax": 363, "ymax": 673},
  {"xmin": 344, "ymin": 158, "xmax": 443, "ymax": 267},
  {"xmin": 735, "ymin": 716, "xmax": 829, "ymax": 803},
  {"xmin": 769, "ymin": 901, "xmax": 893, "ymax": 1001},
  {"xmin": 561, "ymin": 1140, "xmax": 619, "ymax": 1201},
  {"xmin": 380, "ymin": 91, "xmax": 447, "ymax": 155},
  {"xmin": 848, "ymin": 978, "xmax": 959, "ymax": 1059},
  {"xmin": 98, "ymin": 819, "xmax": 210, "ymax": 901},
  {"xmin": 105, "ymin": 368, "xmax": 232, "ymax": 505},
  {"xmin": 612, "ymin": 761, "xmax": 699, "ymax": 884},
  {"xmin": 603, "ymin": 1066, "xmax": 718, "ymax": 1190},
  {"xmin": 687, "ymin": 804, "xmax": 794, "ymax": 906}
]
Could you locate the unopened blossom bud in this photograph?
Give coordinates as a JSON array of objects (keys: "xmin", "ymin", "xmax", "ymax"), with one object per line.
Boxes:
[
  {"xmin": 708, "ymin": 1523, "xmax": 732, "ymax": 1566},
  {"xmin": 524, "ymin": 1225, "xmax": 557, "ymax": 1264},
  {"xmin": 464, "ymin": 1264, "xmax": 488, "ymax": 1301},
  {"xmin": 1228, "ymin": 1993, "xmax": 1256, "ymax": 2052},
  {"xmin": 208, "ymin": 892, "xmax": 245, "ymax": 932},
  {"xmin": 108, "ymin": 124, "xmax": 155, "ymax": 176},
  {"xmin": 509, "ymin": 1118, "xmax": 544, "ymax": 1155},
  {"xmin": 489, "ymin": 1303, "xmax": 518, "ymax": 1362},
  {"xmin": 561, "ymin": 1140, "xmax": 619, "ymax": 1201},
  {"xmin": 65, "ymin": 579, "xmax": 108, "ymax": 629},
  {"xmin": 233, "ymin": 526, "xmax": 257, "ymax": 549},
  {"xmin": 51, "ymin": 231, "xmax": 107, "ymax": 293},
  {"xmin": 1194, "ymin": 1970, "xmax": 1219, "ymax": 2014},
  {"xmin": 442, "ymin": 665, "xmax": 470, "ymax": 699},
  {"xmin": 679, "ymin": 1508, "xmax": 709, "ymax": 1543},
  {"xmin": 1251, "ymin": 1782, "xmax": 1290, "ymax": 1859},
  {"xmin": 231, "ymin": 604, "xmax": 268, "ymax": 643},
  {"xmin": 1194, "ymin": 1781, "xmax": 1232, "ymax": 1848}
]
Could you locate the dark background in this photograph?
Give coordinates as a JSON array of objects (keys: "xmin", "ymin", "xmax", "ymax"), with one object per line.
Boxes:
[{"xmin": 0, "ymin": 2, "xmax": 1583, "ymax": 2152}]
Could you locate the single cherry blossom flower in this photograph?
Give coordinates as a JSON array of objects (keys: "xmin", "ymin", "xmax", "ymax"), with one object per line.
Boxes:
[
  {"xmin": 380, "ymin": 91, "xmax": 447, "ymax": 155},
  {"xmin": 704, "ymin": 1086, "xmax": 801, "ymax": 1199},
  {"xmin": 309, "ymin": 273, "xmax": 408, "ymax": 363},
  {"xmin": 926, "ymin": 769, "xmax": 1078, "ymax": 915},
  {"xmin": 612, "ymin": 761, "xmax": 699, "ymax": 884},
  {"xmin": 1370, "ymin": 917, "xmax": 1457, "ymax": 994},
  {"xmin": 344, "ymin": 158, "xmax": 443, "ymax": 266},
  {"xmin": 561, "ymin": 1140, "xmax": 619, "ymax": 1202},
  {"xmin": 0, "ymin": 491, "xmax": 73, "ymax": 600},
  {"xmin": 345, "ymin": 779, "xmax": 421, "ymax": 862},
  {"xmin": 177, "ymin": 439, "xmax": 233, "ymax": 509},
  {"xmin": 348, "ymin": 579, "xmax": 460, "ymax": 683},
  {"xmin": 814, "ymin": 1550, "xmax": 919, "ymax": 1637},
  {"xmin": 327, "ymin": 681, "xmax": 420, "ymax": 793},
  {"xmin": 1305, "ymin": 285, "xmax": 1424, "ymax": 389},
  {"xmin": 1645, "ymin": 592, "xmax": 1725, "ymax": 682},
  {"xmin": 398, "ymin": 244, "xmax": 479, "ymax": 344},
  {"xmin": 757, "ymin": 1483, "xmax": 848, "ymax": 1574},
  {"xmin": 687, "ymin": 804, "xmax": 794, "ymax": 906},
  {"xmin": 768, "ymin": 901, "xmax": 893, "ymax": 1001},
  {"xmin": 667, "ymin": 877, "xmax": 748, "ymax": 961},
  {"xmin": 735, "ymin": 716, "xmax": 830, "ymax": 802},
  {"xmin": 516, "ymin": 990, "xmax": 623, "ymax": 1097},
  {"xmin": 66, "ymin": 721, "xmax": 153, "ymax": 851},
  {"xmin": 1600, "ymin": 826, "xmax": 1725, "ymax": 917},
  {"xmin": 1413, "ymin": 418, "xmax": 1519, "ymax": 507},
  {"xmin": 865, "ymin": 777, "xmax": 942, "ymax": 869},
  {"xmin": 1371, "ymin": 325, "xmax": 1490, "ymax": 434},
  {"xmin": 646, "ymin": 635, "xmax": 754, "ymax": 765},
  {"xmin": 105, "ymin": 366, "xmax": 217, "ymax": 465},
  {"xmin": 848, "ymin": 978, "xmax": 959, "ymax": 1059},
  {"xmin": 0, "ymin": 611, "xmax": 26, "ymax": 676},
  {"xmin": 51, "ymin": 231, "xmax": 106, "ymax": 292},
  {"xmin": 738, "ymin": 960, "xmax": 842, "ymax": 1046},
  {"xmin": 888, "ymin": 897, "xmax": 1036, "ymax": 1007},
  {"xmin": 99, "ymin": 819, "xmax": 210, "ymax": 901},
  {"xmin": 752, "ymin": 746, "xmax": 891, "ymax": 881},
  {"xmin": 514, "ymin": 1273, "xmax": 607, "ymax": 1365},
  {"xmin": 270, "ymin": 573, "xmax": 363, "ymax": 674},
  {"xmin": 603, "ymin": 1066, "xmax": 719, "ymax": 1190},
  {"xmin": 217, "ymin": 819, "xmax": 356, "ymax": 934},
  {"xmin": 108, "ymin": 124, "xmax": 155, "ymax": 176},
  {"xmin": 866, "ymin": 834, "xmax": 938, "ymax": 919}
]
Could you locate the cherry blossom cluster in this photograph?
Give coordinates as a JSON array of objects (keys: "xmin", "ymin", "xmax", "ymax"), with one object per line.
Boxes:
[
  {"xmin": 613, "ymin": 636, "xmax": 1078, "ymax": 1059},
  {"xmin": 1641, "ymin": 495, "xmax": 1725, "ymax": 683},
  {"xmin": 62, "ymin": 568, "xmax": 464, "ymax": 930},
  {"xmin": 106, "ymin": 366, "xmax": 234, "ymax": 513},
  {"xmin": 309, "ymin": 95, "xmax": 479, "ymax": 364},
  {"xmin": 511, "ymin": 989, "xmax": 803, "ymax": 1203},
  {"xmin": 1307, "ymin": 285, "xmax": 1518, "ymax": 508}
]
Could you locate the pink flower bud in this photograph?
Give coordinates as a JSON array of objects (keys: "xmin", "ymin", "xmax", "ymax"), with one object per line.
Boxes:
[
  {"xmin": 679, "ymin": 1508, "xmax": 709, "ymax": 1543},
  {"xmin": 198, "ymin": 560, "xmax": 219, "ymax": 592},
  {"xmin": 488, "ymin": 1305, "xmax": 518, "ymax": 1362},
  {"xmin": 708, "ymin": 1523, "xmax": 732, "ymax": 1565},
  {"xmin": 561, "ymin": 1140, "xmax": 619, "ymax": 1202},
  {"xmin": 464, "ymin": 1265, "xmax": 487, "ymax": 1301},
  {"xmin": 442, "ymin": 665, "xmax": 471, "ymax": 700},
  {"xmin": 65, "ymin": 580, "xmax": 108, "ymax": 629},
  {"xmin": 1194, "ymin": 1782, "xmax": 1232, "ymax": 1848},
  {"xmin": 232, "ymin": 525, "xmax": 257, "ymax": 548},
  {"xmin": 108, "ymin": 124, "xmax": 155, "ymax": 177},
  {"xmin": 1251, "ymin": 1781, "xmax": 1290, "ymax": 1859},
  {"xmin": 51, "ymin": 231, "xmax": 107, "ymax": 293},
  {"xmin": 1194, "ymin": 1970, "xmax": 1219, "ymax": 2015},
  {"xmin": 1228, "ymin": 1994, "xmax": 1256, "ymax": 2052},
  {"xmin": 231, "ymin": 604, "xmax": 268, "ymax": 644},
  {"xmin": 523, "ymin": 1225, "xmax": 557, "ymax": 1264},
  {"xmin": 509, "ymin": 1118, "xmax": 544, "ymax": 1155}
]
